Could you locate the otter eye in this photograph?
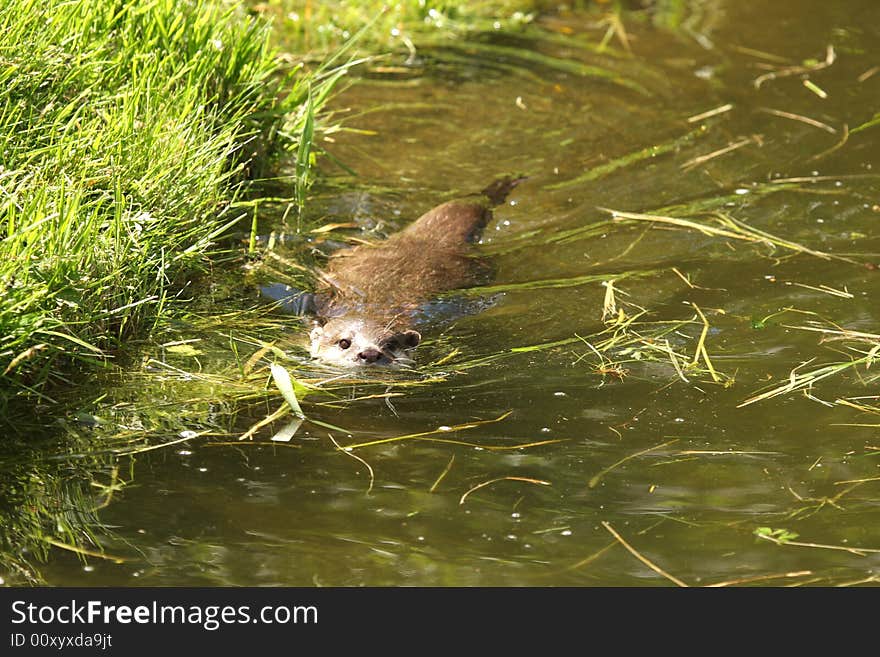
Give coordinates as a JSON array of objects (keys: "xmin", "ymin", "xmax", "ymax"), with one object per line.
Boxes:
[{"xmin": 338, "ymin": 338, "xmax": 351, "ymax": 350}]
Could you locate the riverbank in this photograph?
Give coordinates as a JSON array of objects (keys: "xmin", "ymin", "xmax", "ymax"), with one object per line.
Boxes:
[{"xmin": 0, "ymin": 0, "xmax": 326, "ymax": 422}]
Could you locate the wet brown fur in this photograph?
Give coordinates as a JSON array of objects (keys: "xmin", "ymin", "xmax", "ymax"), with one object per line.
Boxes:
[
  {"xmin": 315, "ymin": 200, "xmax": 491, "ymax": 326},
  {"xmin": 310, "ymin": 177, "xmax": 523, "ymax": 366}
]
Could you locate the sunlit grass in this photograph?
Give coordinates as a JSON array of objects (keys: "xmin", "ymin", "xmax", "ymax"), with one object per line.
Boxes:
[
  {"xmin": 0, "ymin": 0, "xmax": 341, "ymax": 416},
  {"xmin": 255, "ymin": 0, "xmax": 537, "ymax": 54}
]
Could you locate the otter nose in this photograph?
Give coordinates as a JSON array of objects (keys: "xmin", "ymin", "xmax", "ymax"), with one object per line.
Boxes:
[{"xmin": 357, "ymin": 348, "xmax": 383, "ymax": 364}]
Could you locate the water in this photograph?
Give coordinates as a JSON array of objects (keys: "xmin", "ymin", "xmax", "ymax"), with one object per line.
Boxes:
[{"xmin": 6, "ymin": 0, "xmax": 880, "ymax": 586}]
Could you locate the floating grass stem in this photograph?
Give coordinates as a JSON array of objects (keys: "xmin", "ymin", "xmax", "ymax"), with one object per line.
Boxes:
[
  {"xmin": 753, "ymin": 45, "xmax": 835, "ymax": 88},
  {"xmin": 758, "ymin": 107, "xmax": 836, "ymax": 134},
  {"xmin": 601, "ymin": 521, "xmax": 688, "ymax": 587},
  {"xmin": 740, "ymin": 318, "xmax": 880, "ymax": 407},
  {"xmin": 680, "ymin": 136, "xmax": 758, "ymax": 172},
  {"xmin": 851, "ymin": 112, "xmax": 880, "ymax": 135},
  {"xmin": 429, "ymin": 454, "xmax": 456, "ymax": 493},
  {"xmin": 547, "ymin": 126, "xmax": 706, "ymax": 190},
  {"xmin": 754, "ymin": 528, "xmax": 880, "ymax": 556},
  {"xmin": 441, "ymin": 41, "xmax": 651, "ymax": 96},
  {"xmin": 459, "ymin": 476, "xmax": 551, "ymax": 506},
  {"xmin": 739, "ymin": 358, "xmax": 873, "ymax": 408},
  {"xmin": 589, "ymin": 439, "xmax": 678, "ymax": 488},
  {"xmin": 707, "ymin": 570, "xmax": 813, "ymax": 587},
  {"xmin": 328, "ymin": 433, "xmax": 374, "ymax": 495},
  {"xmin": 43, "ymin": 538, "xmax": 127, "ymax": 565},
  {"xmin": 690, "ymin": 303, "xmax": 721, "ymax": 383},
  {"xmin": 603, "ymin": 209, "xmax": 857, "ymax": 264},
  {"xmin": 342, "ymin": 411, "xmax": 513, "ymax": 450},
  {"xmin": 802, "ymin": 79, "xmax": 828, "ymax": 99},
  {"xmin": 687, "ymin": 103, "xmax": 734, "ymax": 123}
]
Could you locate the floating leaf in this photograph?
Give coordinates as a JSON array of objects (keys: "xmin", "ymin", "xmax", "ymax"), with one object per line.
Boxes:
[
  {"xmin": 270, "ymin": 363, "xmax": 305, "ymax": 418},
  {"xmin": 271, "ymin": 418, "xmax": 303, "ymax": 442},
  {"xmin": 166, "ymin": 344, "xmax": 203, "ymax": 356},
  {"xmin": 755, "ymin": 527, "xmax": 799, "ymax": 543}
]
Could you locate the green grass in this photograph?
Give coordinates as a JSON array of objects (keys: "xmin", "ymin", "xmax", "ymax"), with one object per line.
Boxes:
[
  {"xmin": 0, "ymin": 0, "xmax": 337, "ymax": 417},
  {"xmin": 256, "ymin": 2, "xmax": 655, "ymax": 96},
  {"xmin": 256, "ymin": 1, "xmax": 538, "ymax": 54}
]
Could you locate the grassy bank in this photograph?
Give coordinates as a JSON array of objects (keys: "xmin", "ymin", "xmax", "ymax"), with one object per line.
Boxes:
[{"xmin": 0, "ymin": 0, "xmax": 326, "ymax": 417}]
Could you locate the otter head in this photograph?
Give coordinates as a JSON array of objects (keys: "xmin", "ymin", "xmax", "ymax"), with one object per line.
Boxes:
[{"xmin": 309, "ymin": 317, "xmax": 421, "ymax": 368}]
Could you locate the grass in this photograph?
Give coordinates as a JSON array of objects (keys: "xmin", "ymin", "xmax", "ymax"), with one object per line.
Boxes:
[
  {"xmin": 738, "ymin": 313, "xmax": 880, "ymax": 408},
  {"xmin": 566, "ymin": 290, "xmax": 733, "ymax": 387},
  {"xmin": 603, "ymin": 209, "xmax": 852, "ymax": 262},
  {"xmin": 254, "ymin": 1, "xmax": 538, "ymax": 54},
  {"xmin": 0, "ymin": 432, "xmax": 120, "ymax": 583},
  {"xmin": 251, "ymin": 1, "xmax": 661, "ymax": 104},
  {"xmin": 0, "ymin": 0, "xmax": 343, "ymax": 420},
  {"xmin": 545, "ymin": 126, "xmax": 708, "ymax": 190}
]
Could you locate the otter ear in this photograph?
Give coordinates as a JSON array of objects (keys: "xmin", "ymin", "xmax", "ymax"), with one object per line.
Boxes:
[{"xmin": 402, "ymin": 330, "xmax": 421, "ymax": 348}]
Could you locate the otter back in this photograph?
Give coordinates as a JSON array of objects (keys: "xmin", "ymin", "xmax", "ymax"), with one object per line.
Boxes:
[
  {"xmin": 309, "ymin": 177, "xmax": 523, "ymax": 367},
  {"xmin": 317, "ymin": 200, "xmax": 491, "ymax": 321}
]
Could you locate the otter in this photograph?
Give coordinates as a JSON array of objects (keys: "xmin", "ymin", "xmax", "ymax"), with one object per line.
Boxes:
[{"xmin": 308, "ymin": 177, "xmax": 524, "ymax": 367}]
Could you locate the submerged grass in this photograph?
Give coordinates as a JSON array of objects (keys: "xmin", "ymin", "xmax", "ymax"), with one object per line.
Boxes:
[
  {"xmin": 256, "ymin": 1, "xmax": 538, "ymax": 54},
  {"xmin": 438, "ymin": 40, "xmax": 651, "ymax": 96},
  {"xmin": 739, "ymin": 313, "xmax": 880, "ymax": 408},
  {"xmin": 257, "ymin": 1, "xmax": 664, "ymax": 101},
  {"xmin": 0, "ymin": 0, "xmax": 342, "ymax": 419},
  {"xmin": 545, "ymin": 125, "xmax": 708, "ymax": 190},
  {"xmin": 570, "ymin": 295, "xmax": 733, "ymax": 386},
  {"xmin": 0, "ymin": 436, "xmax": 120, "ymax": 583},
  {"xmin": 602, "ymin": 208, "xmax": 858, "ymax": 264}
]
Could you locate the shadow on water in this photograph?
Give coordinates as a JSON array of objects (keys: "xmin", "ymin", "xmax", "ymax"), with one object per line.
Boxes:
[{"xmin": 5, "ymin": 0, "xmax": 880, "ymax": 585}]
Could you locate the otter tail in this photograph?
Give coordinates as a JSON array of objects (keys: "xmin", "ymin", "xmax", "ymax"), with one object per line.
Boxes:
[{"xmin": 481, "ymin": 175, "xmax": 528, "ymax": 207}]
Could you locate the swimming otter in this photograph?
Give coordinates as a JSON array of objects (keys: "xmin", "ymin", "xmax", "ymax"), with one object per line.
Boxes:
[{"xmin": 309, "ymin": 177, "xmax": 524, "ymax": 367}]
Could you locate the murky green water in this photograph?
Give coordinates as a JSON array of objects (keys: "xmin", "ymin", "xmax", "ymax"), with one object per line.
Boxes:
[{"xmin": 5, "ymin": 0, "xmax": 880, "ymax": 586}]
